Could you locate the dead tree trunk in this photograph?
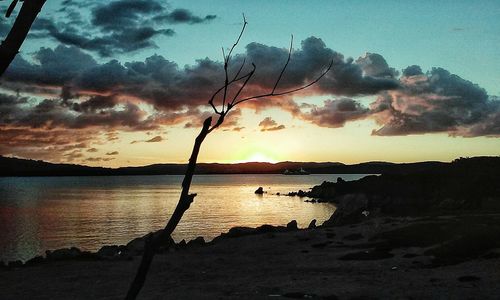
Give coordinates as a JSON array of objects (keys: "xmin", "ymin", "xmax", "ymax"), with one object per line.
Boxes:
[
  {"xmin": 125, "ymin": 116, "xmax": 212, "ymax": 300},
  {"xmin": 0, "ymin": 0, "xmax": 46, "ymax": 77},
  {"xmin": 125, "ymin": 14, "xmax": 332, "ymax": 299}
]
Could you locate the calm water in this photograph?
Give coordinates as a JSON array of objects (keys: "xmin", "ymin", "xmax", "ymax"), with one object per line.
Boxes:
[{"xmin": 0, "ymin": 174, "xmax": 368, "ymax": 262}]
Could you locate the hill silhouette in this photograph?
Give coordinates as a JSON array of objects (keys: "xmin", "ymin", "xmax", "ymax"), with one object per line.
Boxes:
[{"xmin": 0, "ymin": 155, "xmax": 491, "ymax": 177}]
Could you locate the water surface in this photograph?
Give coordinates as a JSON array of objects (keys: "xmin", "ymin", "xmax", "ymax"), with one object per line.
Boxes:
[{"xmin": 0, "ymin": 174, "xmax": 369, "ymax": 261}]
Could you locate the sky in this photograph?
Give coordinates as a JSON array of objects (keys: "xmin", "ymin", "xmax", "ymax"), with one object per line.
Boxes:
[{"xmin": 0, "ymin": 0, "xmax": 499, "ymax": 166}]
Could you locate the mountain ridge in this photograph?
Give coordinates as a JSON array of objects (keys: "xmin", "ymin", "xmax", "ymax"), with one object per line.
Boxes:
[{"xmin": 0, "ymin": 155, "xmax": 465, "ymax": 176}]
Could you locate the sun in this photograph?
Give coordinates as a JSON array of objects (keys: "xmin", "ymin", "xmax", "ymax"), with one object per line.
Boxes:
[{"xmin": 242, "ymin": 152, "xmax": 277, "ymax": 163}]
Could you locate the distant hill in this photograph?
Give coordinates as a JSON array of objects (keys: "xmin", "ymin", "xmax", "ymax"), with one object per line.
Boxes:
[{"xmin": 1, "ymin": 155, "xmax": 492, "ymax": 177}]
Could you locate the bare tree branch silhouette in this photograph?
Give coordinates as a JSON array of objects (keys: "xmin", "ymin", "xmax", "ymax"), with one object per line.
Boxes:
[
  {"xmin": 125, "ymin": 14, "xmax": 333, "ymax": 300},
  {"xmin": 0, "ymin": 0, "xmax": 46, "ymax": 77}
]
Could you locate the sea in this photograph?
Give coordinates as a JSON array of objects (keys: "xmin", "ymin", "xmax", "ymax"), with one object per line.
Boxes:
[{"xmin": 0, "ymin": 174, "xmax": 370, "ymax": 262}]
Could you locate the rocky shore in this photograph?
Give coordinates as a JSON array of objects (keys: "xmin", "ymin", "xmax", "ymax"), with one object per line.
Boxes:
[
  {"xmin": 1, "ymin": 212, "xmax": 500, "ymax": 299},
  {"xmin": 1, "ymin": 157, "xmax": 499, "ymax": 299}
]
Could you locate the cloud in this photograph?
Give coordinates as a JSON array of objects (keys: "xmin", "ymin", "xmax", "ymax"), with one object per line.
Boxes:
[
  {"xmin": 106, "ymin": 151, "xmax": 119, "ymax": 155},
  {"xmin": 153, "ymin": 9, "xmax": 216, "ymax": 24},
  {"xmin": 297, "ymin": 98, "xmax": 370, "ymax": 128},
  {"xmin": 259, "ymin": 117, "xmax": 286, "ymax": 132},
  {"xmin": 29, "ymin": 0, "xmax": 216, "ymax": 57},
  {"xmin": 86, "ymin": 157, "xmax": 115, "ymax": 162},
  {"xmin": 131, "ymin": 135, "xmax": 164, "ymax": 144},
  {"xmin": 86, "ymin": 147, "xmax": 98, "ymax": 152},
  {"xmin": 370, "ymin": 67, "xmax": 500, "ymax": 137}
]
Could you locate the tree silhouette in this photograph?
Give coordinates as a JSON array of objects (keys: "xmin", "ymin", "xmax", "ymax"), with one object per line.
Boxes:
[
  {"xmin": 125, "ymin": 15, "xmax": 333, "ymax": 299},
  {"xmin": 0, "ymin": 0, "xmax": 46, "ymax": 77}
]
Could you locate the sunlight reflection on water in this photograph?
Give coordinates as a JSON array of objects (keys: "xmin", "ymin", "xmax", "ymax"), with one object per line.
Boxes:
[{"xmin": 0, "ymin": 174, "xmax": 369, "ymax": 261}]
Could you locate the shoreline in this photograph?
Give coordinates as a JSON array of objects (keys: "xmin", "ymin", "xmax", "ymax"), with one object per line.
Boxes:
[{"xmin": 1, "ymin": 212, "xmax": 499, "ymax": 299}]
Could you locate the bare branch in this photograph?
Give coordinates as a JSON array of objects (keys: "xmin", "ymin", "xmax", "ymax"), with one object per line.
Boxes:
[
  {"xmin": 272, "ymin": 34, "xmax": 293, "ymax": 94},
  {"xmin": 5, "ymin": 0, "xmax": 19, "ymax": 18},
  {"xmin": 229, "ymin": 63, "xmax": 256, "ymax": 108},
  {"xmin": 226, "ymin": 13, "xmax": 247, "ymax": 64},
  {"xmin": 233, "ymin": 58, "xmax": 334, "ymax": 106},
  {"xmin": 232, "ymin": 57, "xmax": 246, "ymax": 81}
]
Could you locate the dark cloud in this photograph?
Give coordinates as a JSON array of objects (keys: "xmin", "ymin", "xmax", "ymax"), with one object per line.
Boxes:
[
  {"xmin": 153, "ymin": 9, "xmax": 216, "ymax": 24},
  {"xmin": 29, "ymin": 0, "xmax": 216, "ymax": 56},
  {"xmin": 297, "ymin": 98, "xmax": 369, "ymax": 128},
  {"xmin": 86, "ymin": 147, "xmax": 98, "ymax": 152},
  {"xmin": 370, "ymin": 67, "xmax": 500, "ymax": 137},
  {"xmin": 259, "ymin": 117, "xmax": 286, "ymax": 132},
  {"xmin": 105, "ymin": 151, "xmax": 119, "ymax": 155}
]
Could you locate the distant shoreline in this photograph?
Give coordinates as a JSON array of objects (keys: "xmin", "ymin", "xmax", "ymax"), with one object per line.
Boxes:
[{"xmin": 0, "ymin": 154, "xmax": 474, "ymax": 177}]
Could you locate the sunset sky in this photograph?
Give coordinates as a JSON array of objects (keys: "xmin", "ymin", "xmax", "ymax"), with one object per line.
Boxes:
[{"xmin": 0, "ymin": 0, "xmax": 499, "ymax": 166}]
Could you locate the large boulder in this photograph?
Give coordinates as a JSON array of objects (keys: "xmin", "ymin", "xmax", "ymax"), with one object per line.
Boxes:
[{"xmin": 322, "ymin": 193, "xmax": 369, "ymax": 226}]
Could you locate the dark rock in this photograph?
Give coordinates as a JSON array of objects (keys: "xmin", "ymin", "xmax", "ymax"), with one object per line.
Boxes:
[
  {"xmin": 255, "ymin": 187, "xmax": 264, "ymax": 194},
  {"xmin": 187, "ymin": 236, "xmax": 205, "ymax": 247},
  {"xmin": 177, "ymin": 239, "xmax": 187, "ymax": 247},
  {"xmin": 0, "ymin": 261, "xmax": 6, "ymax": 269},
  {"xmin": 126, "ymin": 231, "xmax": 175, "ymax": 255},
  {"xmin": 256, "ymin": 224, "xmax": 278, "ymax": 234},
  {"xmin": 308, "ymin": 219, "xmax": 317, "ymax": 229},
  {"xmin": 46, "ymin": 247, "xmax": 82, "ymax": 261},
  {"xmin": 297, "ymin": 190, "xmax": 307, "ymax": 197},
  {"xmin": 78, "ymin": 251, "xmax": 98, "ymax": 260},
  {"xmin": 8, "ymin": 260, "xmax": 23, "ymax": 268},
  {"xmin": 25, "ymin": 255, "xmax": 45, "ymax": 266},
  {"xmin": 286, "ymin": 220, "xmax": 298, "ymax": 230},
  {"xmin": 97, "ymin": 245, "xmax": 119, "ymax": 259},
  {"xmin": 322, "ymin": 193, "xmax": 369, "ymax": 227},
  {"xmin": 226, "ymin": 227, "xmax": 256, "ymax": 238}
]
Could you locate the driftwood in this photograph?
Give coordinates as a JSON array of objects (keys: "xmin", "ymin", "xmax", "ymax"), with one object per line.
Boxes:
[{"xmin": 125, "ymin": 14, "xmax": 333, "ymax": 299}]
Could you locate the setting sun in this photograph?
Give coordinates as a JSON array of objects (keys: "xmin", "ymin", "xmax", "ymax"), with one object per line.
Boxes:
[{"xmin": 241, "ymin": 152, "xmax": 277, "ymax": 163}]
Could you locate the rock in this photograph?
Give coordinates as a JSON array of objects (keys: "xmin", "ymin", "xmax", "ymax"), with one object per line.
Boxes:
[
  {"xmin": 336, "ymin": 177, "xmax": 345, "ymax": 183},
  {"xmin": 0, "ymin": 261, "xmax": 6, "ymax": 269},
  {"xmin": 177, "ymin": 239, "xmax": 187, "ymax": 247},
  {"xmin": 126, "ymin": 230, "xmax": 175, "ymax": 255},
  {"xmin": 46, "ymin": 247, "xmax": 82, "ymax": 261},
  {"xmin": 256, "ymin": 224, "xmax": 278, "ymax": 234},
  {"xmin": 8, "ymin": 260, "xmax": 23, "ymax": 268},
  {"xmin": 297, "ymin": 190, "xmax": 307, "ymax": 197},
  {"xmin": 97, "ymin": 245, "xmax": 119, "ymax": 259},
  {"xmin": 25, "ymin": 256, "xmax": 45, "ymax": 266},
  {"xmin": 126, "ymin": 236, "xmax": 147, "ymax": 255},
  {"xmin": 226, "ymin": 227, "xmax": 256, "ymax": 238},
  {"xmin": 187, "ymin": 236, "xmax": 205, "ymax": 247},
  {"xmin": 286, "ymin": 220, "xmax": 298, "ymax": 230},
  {"xmin": 308, "ymin": 219, "xmax": 317, "ymax": 229},
  {"xmin": 322, "ymin": 193, "xmax": 369, "ymax": 227},
  {"xmin": 255, "ymin": 187, "xmax": 264, "ymax": 194}
]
